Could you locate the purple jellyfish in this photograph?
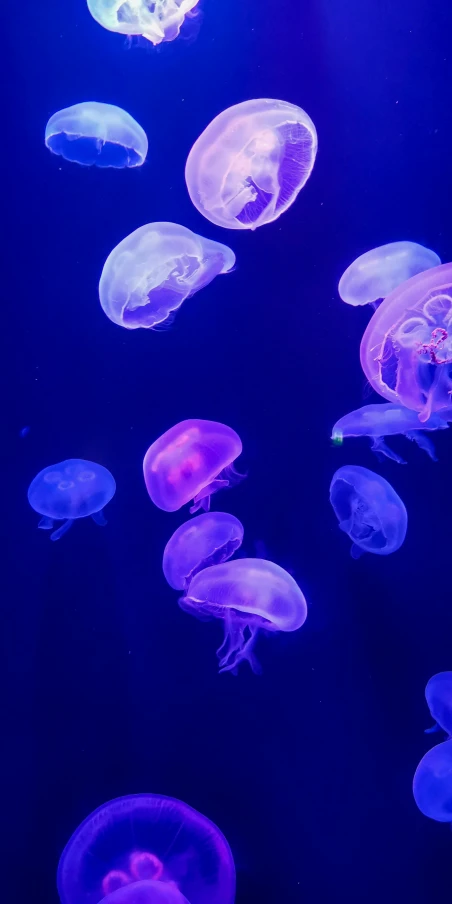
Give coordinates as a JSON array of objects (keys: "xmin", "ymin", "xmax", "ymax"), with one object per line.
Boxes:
[
  {"xmin": 163, "ymin": 512, "xmax": 244, "ymax": 590},
  {"xmin": 143, "ymin": 419, "xmax": 243, "ymax": 513},
  {"xmin": 413, "ymin": 740, "xmax": 452, "ymax": 822},
  {"xmin": 179, "ymin": 558, "xmax": 308, "ymax": 673},
  {"xmin": 57, "ymin": 793, "xmax": 235, "ymax": 904},
  {"xmin": 329, "ymin": 465, "xmax": 407, "ymax": 558},
  {"xmin": 28, "ymin": 458, "xmax": 116, "ymax": 541},
  {"xmin": 331, "ymin": 402, "xmax": 448, "ymax": 463}
]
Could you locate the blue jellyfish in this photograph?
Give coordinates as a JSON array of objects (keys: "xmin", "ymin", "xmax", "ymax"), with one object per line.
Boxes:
[
  {"xmin": 338, "ymin": 241, "xmax": 440, "ymax": 307},
  {"xmin": 163, "ymin": 512, "xmax": 244, "ymax": 590},
  {"xmin": 331, "ymin": 402, "xmax": 449, "ymax": 463},
  {"xmin": 28, "ymin": 459, "xmax": 115, "ymax": 541},
  {"xmin": 424, "ymin": 672, "xmax": 452, "ymax": 736},
  {"xmin": 86, "ymin": 0, "xmax": 200, "ymax": 45},
  {"xmin": 45, "ymin": 102, "xmax": 148, "ymax": 168},
  {"xmin": 329, "ymin": 465, "xmax": 407, "ymax": 558},
  {"xmin": 143, "ymin": 419, "xmax": 243, "ymax": 513},
  {"xmin": 57, "ymin": 793, "xmax": 235, "ymax": 904},
  {"xmin": 413, "ymin": 740, "xmax": 452, "ymax": 821},
  {"xmin": 99, "ymin": 223, "xmax": 235, "ymax": 330},
  {"xmin": 185, "ymin": 99, "xmax": 318, "ymax": 230},
  {"xmin": 179, "ymin": 558, "xmax": 308, "ymax": 673}
]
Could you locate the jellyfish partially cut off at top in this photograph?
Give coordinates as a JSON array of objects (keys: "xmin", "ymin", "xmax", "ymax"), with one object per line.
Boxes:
[
  {"xmin": 338, "ymin": 241, "xmax": 440, "ymax": 308},
  {"xmin": 329, "ymin": 465, "xmax": 407, "ymax": 558},
  {"xmin": 332, "ymin": 402, "xmax": 449, "ymax": 463},
  {"xmin": 163, "ymin": 512, "xmax": 244, "ymax": 590},
  {"xmin": 413, "ymin": 740, "xmax": 452, "ymax": 822},
  {"xmin": 424, "ymin": 672, "xmax": 452, "ymax": 737},
  {"xmin": 86, "ymin": 0, "xmax": 200, "ymax": 45},
  {"xmin": 45, "ymin": 102, "xmax": 148, "ymax": 168},
  {"xmin": 179, "ymin": 558, "xmax": 308, "ymax": 673},
  {"xmin": 28, "ymin": 459, "xmax": 116, "ymax": 541}
]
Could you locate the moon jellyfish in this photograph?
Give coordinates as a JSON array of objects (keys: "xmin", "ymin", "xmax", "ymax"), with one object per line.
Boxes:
[
  {"xmin": 332, "ymin": 402, "xmax": 448, "ymax": 463},
  {"xmin": 339, "ymin": 241, "xmax": 440, "ymax": 307},
  {"xmin": 45, "ymin": 102, "xmax": 148, "ymax": 168},
  {"xmin": 99, "ymin": 223, "xmax": 235, "ymax": 329},
  {"xmin": 86, "ymin": 0, "xmax": 200, "ymax": 44},
  {"xmin": 424, "ymin": 672, "xmax": 452, "ymax": 737},
  {"xmin": 57, "ymin": 793, "xmax": 235, "ymax": 904},
  {"xmin": 185, "ymin": 99, "xmax": 318, "ymax": 230},
  {"xmin": 179, "ymin": 558, "xmax": 307, "ymax": 673},
  {"xmin": 28, "ymin": 459, "xmax": 115, "ymax": 541},
  {"xmin": 413, "ymin": 740, "xmax": 452, "ymax": 822},
  {"xmin": 163, "ymin": 512, "xmax": 244, "ymax": 590},
  {"xmin": 143, "ymin": 419, "xmax": 243, "ymax": 513},
  {"xmin": 329, "ymin": 465, "xmax": 407, "ymax": 558},
  {"xmin": 360, "ymin": 262, "xmax": 452, "ymax": 422}
]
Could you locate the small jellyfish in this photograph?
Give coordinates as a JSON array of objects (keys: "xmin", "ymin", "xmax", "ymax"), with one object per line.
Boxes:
[
  {"xmin": 338, "ymin": 241, "xmax": 440, "ymax": 307},
  {"xmin": 86, "ymin": 0, "xmax": 200, "ymax": 45},
  {"xmin": 329, "ymin": 465, "xmax": 407, "ymax": 558},
  {"xmin": 179, "ymin": 558, "xmax": 308, "ymax": 673},
  {"xmin": 185, "ymin": 99, "xmax": 318, "ymax": 230},
  {"xmin": 45, "ymin": 102, "xmax": 148, "ymax": 168},
  {"xmin": 424, "ymin": 672, "xmax": 452, "ymax": 736},
  {"xmin": 99, "ymin": 222, "xmax": 235, "ymax": 330},
  {"xmin": 163, "ymin": 512, "xmax": 244, "ymax": 590},
  {"xmin": 331, "ymin": 402, "xmax": 448, "ymax": 463},
  {"xmin": 413, "ymin": 740, "xmax": 452, "ymax": 822},
  {"xmin": 143, "ymin": 419, "xmax": 243, "ymax": 513},
  {"xmin": 28, "ymin": 459, "xmax": 115, "ymax": 541},
  {"xmin": 57, "ymin": 793, "xmax": 235, "ymax": 904}
]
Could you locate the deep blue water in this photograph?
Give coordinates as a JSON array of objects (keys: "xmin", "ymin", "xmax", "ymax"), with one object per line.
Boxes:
[{"xmin": 4, "ymin": 1, "xmax": 452, "ymax": 901}]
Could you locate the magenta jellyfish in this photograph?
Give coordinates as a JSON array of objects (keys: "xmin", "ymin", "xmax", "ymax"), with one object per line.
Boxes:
[
  {"xmin": 45, "ymin": 102, "xmax": 148, "ymax": 168},
  {"xmin": 57, "ymin": 793, "xmax": 235, "ymax": 904},
  {"xmin": 143, "ymin": 419, "xmax": 243, "ymax": 513},
  {"xmin": 338, "ymin": 241, "xmax": 440, "ymax": 307},
  {"xmin": 179, "ymin": 558, "xmax": 308, "ymax": 673},
  {"xmin": 86, "ymin": 0, "xmax": 200, "ymax": 44},
  {"xmin": 413, "ymin": 740, "xmax": 452, "ymax": 822},
  {"xmin": 163, "ymin": 512, "xmax": 244, "ymax": 590},
  {"xmin": 99, "ymin": 222, "xmax": 235, "ymax": 330},
  {"xmin": 360, "ymin": 262, "xmax": 452, "ymax": 422},
  {"xmin": 28, "ymin": 459, "xmax": 115, "ymax": 541},
  {"xmin": 424, "ymin": 672, "xmax": 452, "ymax": 737},
  {"xmin": 185, "ymin": 99, "xmax": 318, "ymax": 230},
  {"xmin": 329, "ymin": 465, "xmax": 407, "ymax": 558},
  {"xmin": 331, "ymin": 402, "xmax": 448, "ymax": 463}
]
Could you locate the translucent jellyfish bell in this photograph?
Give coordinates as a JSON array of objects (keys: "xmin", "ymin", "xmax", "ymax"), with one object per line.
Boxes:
[
  {"xmin": 413, "ymin": 740, "xmax": 452, "ymax": 821},
  {"xmin": 86, "ymin": 0, "xmax": 200, "ymax": 45},
  {"xmin": 185, "ymin": 99, "xmax": 318, "ymax": 230},
  {"xmin": 339, "ymin": 241, "xmax": 440, "ymax": 307},
  {"xmin": 57, "ymin": 793, "xmax": 235, "ymax": 904},
  {"xmin": 425, "ymin": 672, "xmax": 452, "ymax": 737},
  {"xmin": 180, "ymin": 558, "xmax": 308, "ymax": 673},
  {"xmin": 28, "ymin": 459, "xmax": 116, "ymax": 541},
  {"xmin": 331, "ymin": 401, "xmax": 448, "ymax": 464},
  {"xmin": 163, "ymin": 512, "xmax": 244, "ymax": 590},
  {"xmin": 45, "ymin": 102, "xmax": 148, "ymax": 168},
  {"xmin": 99, "ymin": 223, "xmax": 235, "ymax": 330},
  {"xmin": 329, "ymin": 465, "xmax": 407, "ymax": 558}
]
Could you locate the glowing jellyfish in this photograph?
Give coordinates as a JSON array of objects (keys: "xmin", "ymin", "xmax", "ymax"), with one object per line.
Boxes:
[
  {"xmin": 425, "ymin": 672, "xmax": 452, "ymax": 736},
  {"xmin": 179, "ymin": 558, "xmax": 308, "ymax": 673},
  {"xmin": 413, "ymin": 740, "xmax": 452, "ymax": 821},
  {"xmin": 57, "ymin": 793, "xmax": 235, "ymax": 904},
  {"xmin": 99, "ymin": 223, "xmax": 235, "ymax": 329},
  {"xmin": 332, "ymin": 402, "xmax": 448, "ymax": 463},
  {"xmin": 86, "ymin": 0, "xmax": 199, "ymax": 44},
  {"xmin": 329, "ymin": 465, "xmax": 407, "ymax": 558},
  {"xmin": 163, "ymin": 512, "xmax": 244, "ymax": 590},
  {"xmin": 185, "ymin": 98, "xmax": 318, "ymax": 230},
  {"xmin": 360, "ymin": 262, "xmax": 452, "ymax": 422},
  {"xmin": 28, "ymin": 459, "xmax": 115, "ymax": 541},
  {"xmin": 143, "ymin": 419, "xmax": 243, "ymax": 513},
  {"xmin": 45, "ymin": 102, "xmax": 148, "ymax": 168},
  {"xmin": 339, "ymin": 241, "xmax": 440, "ymax": 307}
]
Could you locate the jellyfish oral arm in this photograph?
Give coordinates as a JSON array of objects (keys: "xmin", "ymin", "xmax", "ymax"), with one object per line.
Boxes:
[
  {"xmin": 405, "ymin": 430, "xmax": 438, "ymax": 460},
  {"xmin": 217, "ymin": 612, "xmax": 262, "ymax": 675},
  {"xmin": 38, "ymin": 516, "xmax": 54, "ymax": 529},
  {"xmin": 370, "ymin": 436, "xmax": 407, "ymax": 464},
  {"xmin": 92, "ymin": 509, "xmax": 108, "ymax": 526},
  {"xmin": 189, "ymin": 479, "xmax": 229, "ymax": 513},
  {"xmin": 50, "ymin": 519, "xmax": 74, "ymax": 541}
]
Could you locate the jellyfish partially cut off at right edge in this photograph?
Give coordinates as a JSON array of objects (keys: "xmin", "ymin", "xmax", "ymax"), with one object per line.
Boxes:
[{"xmin": 331, "ymin": 401, "xmax": 449, "ymax": 463}]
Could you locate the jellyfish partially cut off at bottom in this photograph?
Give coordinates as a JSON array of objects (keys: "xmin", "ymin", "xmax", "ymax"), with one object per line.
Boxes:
[{"xmin": 332, "ymin": 402, "xmax": 449, "ymax": 463}]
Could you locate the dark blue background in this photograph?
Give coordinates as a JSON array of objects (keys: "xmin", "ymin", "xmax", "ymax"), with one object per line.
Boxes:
[{"xmin": 4, "ymin": 1, "xmax": 452, "ymax": 901}]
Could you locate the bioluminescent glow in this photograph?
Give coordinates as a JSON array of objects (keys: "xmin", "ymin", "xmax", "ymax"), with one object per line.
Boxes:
[
  {"xmin": 28, "ymin": 459, "xmax": 115, "ymax": 541},
  {"xmin": 339, "ymin": 241, "xmax": 440, "ymax": 307},
  {"xmin": 329, "ymin": 464, "xmax": 407, "ymax": 557}
]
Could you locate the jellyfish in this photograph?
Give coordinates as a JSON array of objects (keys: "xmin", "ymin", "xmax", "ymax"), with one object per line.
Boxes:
[
  {"xmin": 28, "ymin": 459, "xmax": 115, "ymax": 541},
  {"xmin": 331, "ymin": 402, "xmax": 449, "ymax": 463},
  {"xmin": 424, "ymin": 672, "xmax": 452, "ymax": 737},
  {"xmin": 329, "ymin": 465, "xmax": 407, "ymax": 558},
  {"xmin": 99, "ymin": 223, "xmax": 235, "ymax": 329},
  {"xmin": 338, "ymin": 242, "xmax": 440, "ymax": 307},
  {"xmin": 143, "ymin": 419, "xmax": 243, "ymax": 513},
  {"xmin": 413, "ymin": 740, "xmax": 452, "ymax": 822},
  {"xmin": 57, "ymin": 793, "xmax": 235, "ymax": 904},
  {"xmin": 360, "ymin": 262, "xmax": 452, "ymax": 422},
  {"xmin": 185, "ymin": 98, "xmax": 318, "ymax": 230},
  {"xmin": 86, "ymin": 0, "xmax": 200, "ymax": 45},
  {"xmin": 179, "ymin": 558, "xmax": 307, "ymax": 673},
  {"xmin": 45, "ymin": 102, "xmax": 148, "ymax": 168},
  {"xmin": 163, "ymin": 512, "xmax": 244, "ymax": 590}
]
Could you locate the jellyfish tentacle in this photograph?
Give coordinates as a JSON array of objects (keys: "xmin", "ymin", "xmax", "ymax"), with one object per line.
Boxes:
[
  {"xmin": 217, "ymin": 612, "xmax": 260, "ymax": 674},
  {"xmin": 370, "ymin": 436, "xmax": 406, "ymax": 464},
  {"xmin": 50, "ymin": 519, "xmax": 74, "ymax": 541}
]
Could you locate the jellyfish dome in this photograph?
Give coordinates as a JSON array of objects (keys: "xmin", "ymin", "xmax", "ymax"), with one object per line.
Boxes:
[
  {"xmin": 163, "ymin": 512, "xmax": 244, "ymax": 590},
  {"xmin": 329, "ymin": 465, "xmax": 407, "ymax": 558},
  {"xmin": 338, "ymin": 241, "xmax": 440, "ymax": 307},
  {"xmin": 425, "ymin": 672, "xmax": 452, "ymax": 737},
  {"xmin": 143, "ymin": 419, "xmax": 243, "ymax": 513},
  {"xmin": 45, "ymin": 102, "xmax": 148, "ymax": 168},
  {"xmin": 86, "ymin": 0, "xmax": 199, "ymax": 45},
  {"xmin": 360, "ymin": 262, "xmax": 452, "ymax": 422},
  {"xmin": 185, "ymin": 98, "xmax": 318, "ymax": 230},
  {"xmin": 99, "ymin": 223, "xmax": 235, "ymax": 330},
  {"xmin": 413, "ymin": 740, "xmax": 452, "ymax": 821},
  {"xmin": 57, "ymin": 793, "xmax": 235, "ymax": 904},
  {"xmin": 180, "ymin": 558, "xmax": 308, "ymax": 673},
  {"xmin": 28, "ymin": 459, "xmax": 115, "ymax": 541}
]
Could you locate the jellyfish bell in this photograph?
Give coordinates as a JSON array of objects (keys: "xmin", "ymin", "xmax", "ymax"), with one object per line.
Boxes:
[
  {"xmin": 86, "ymin": 0, "xmax": 200, "ymax": 45},
  {"xmin": 163, "ymin": 512, "xmax": 244, "ymax": 590},
  {"xmin": 413, "ymin": 740, "xmax": 452, "ymax": 822},
  {"xmin": 338, "ymin": 241, "xmax": 441, "ymax": 307},
  {"xmin": 100, "ymin": 879, "xmax": 190, "ymax": 904},
  {"xmin": 28, "ymin": 459, "xmax": 116, "ymax": 541},
  {"xmin": 45, "ymin": 102, "xmax": 148, "ymax": 168}
]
